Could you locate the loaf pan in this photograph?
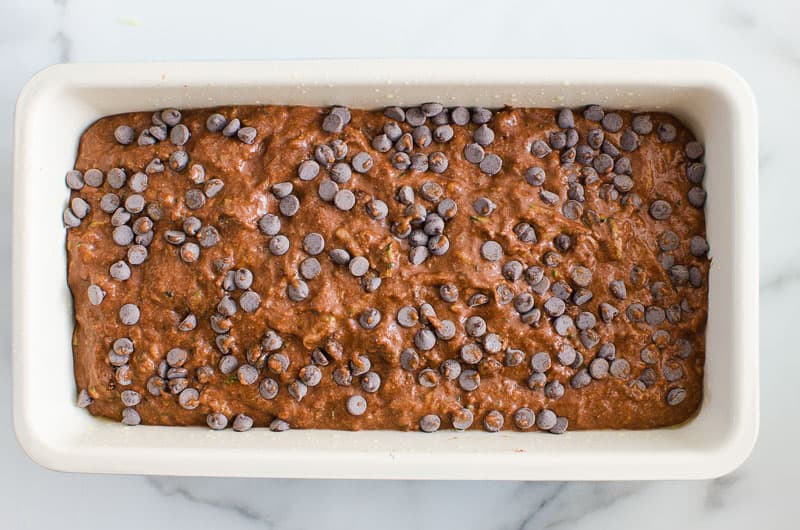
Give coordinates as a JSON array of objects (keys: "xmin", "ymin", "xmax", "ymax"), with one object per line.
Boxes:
[{"xmin": 12, "ymin": 60, "xmax": 758, "ymax": 479}]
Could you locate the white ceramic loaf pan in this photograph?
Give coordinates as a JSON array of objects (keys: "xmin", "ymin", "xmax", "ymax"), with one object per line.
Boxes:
[{"xmin": 12, "ymin": 60, "xmax": 758, "ymax": 480}]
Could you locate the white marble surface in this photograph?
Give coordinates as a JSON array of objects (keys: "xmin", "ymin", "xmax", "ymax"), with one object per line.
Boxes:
[{"xmin": 1, "ymin": 0, "xmax": 797, "ymax": 528}]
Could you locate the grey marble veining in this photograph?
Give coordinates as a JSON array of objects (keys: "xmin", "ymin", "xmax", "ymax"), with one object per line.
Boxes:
[{"xmin": 1, "ymin": 0, "xmax": 797, "ymax": 528}]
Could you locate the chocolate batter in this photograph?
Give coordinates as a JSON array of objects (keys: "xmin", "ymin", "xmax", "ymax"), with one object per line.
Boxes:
[{"xmin": 66, "ymin": 103, "xmax": 708, "ymax": 432}]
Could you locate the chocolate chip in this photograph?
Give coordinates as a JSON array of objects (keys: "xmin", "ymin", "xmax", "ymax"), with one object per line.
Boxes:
[
  {"xmin": 536, "ymin": 409, "xmax": 558, "ymax": 430},
  {"xmin": 471, "ymin": 107, "xmax": 492, "ymax": 124},
  {"xmin": 598, "ymin": 302, "xmax": 619, "ymax": 323},
  {"xmin": 578, "ymin": 327, "xmax": 599, "ymax": 348},
  {"xmin": 614, "ymin": 157, "xmax": 632, "ymax": 176},
  {"xmin": 230, "ymin": 414, "xmax": 253, "ymax": 432},
  {"xmin": 323, "ymin": 249, "xmax": 349, "ymax": 268},
  {"xmin": 593, "ymin": 153, "xmax": 614, "ymax": 174},
  {"xmin": 690, "ymin": 235, "xmax": 709, "ymax": 257},
  {"xmin": 285, "ymin": 278, "xmax": 308, "ymax": 302},
  {"xmin": 170, "ymin": 124, "xmax": 191, "ymax": 146},
  {"xmin": 109, "ymin": 259, "xmax": 131, "ymax": 281},
  {"xmin": 351, "ymin": 152, "xmax": 373, "ymax": 174},
  {"xmin": 685, "ymin": 141, "xmax": 704, "ymax": 160},
  {"xmin": 412, "ymin": 125, "xmax": 432, "ymax": 148},
  {"xmin": 530, "ymin": 278, "xmax": 550, "ymax": 296},
  {"xmin": 414, "ymin": 328, "xmax": 436, "ymax": 351},
  {"xmin": 330, "ymin": 106, "xmax": 351, "ymax": 125},
  {"xmin": 463, "ymin": 143, "xmax": 485, "ymax": 164},
  {"xmin": 602, "ymin": 138, "xmax": 621, "ymax": 158},
  {"xmin": 514, "ymin": 223, "xmax": 537, "ymax": 244},
  {"xmin": 524, "ymin": 166, "xmax": 546, "ymax": 186},
  {"xmin": 539, "ymin": 189, "xmax": 560, "ymax": 205},
  {"xmin": 613, "ymin": 174, "xmax": 634, "ymax": 193},
  {"xmin": 361, "ymin": 371, "xmax": 381, "ymax": 393},
  {"xmin": 545, "ymin": 380, "xmax": 565, "ymax": 399},
  {"xmin": 458, "ymin": 370, "xmax": 481, "ymax": 392},
  {"xmin": 530, "ymin": 351, "xmax": 552, "ymax": 373},
  {"xmin": 121, "ymin": 408, "xmax": 141, "ymax": 426},
  {"xmin": 127, "ymin": 244, "xmax": 148, "ymax": 265},
  {"xmin": 322, "ymin": 112, "xmax": 344, "ymax": 134},
  {"xmin": 119, "ymin": 303, "xmax": 140, "ymax": 325},
  {"xmin": 120, "ymin": 390, "xmax": 142, "ymax": 407},
  {"xmin": 568, "ymin": 368, "xmax": 590, "ymax": 389},
  {"xmin": 630, "ymin": 114, "xmax": 652, "ymax": 134},
  {"xmin": 394, "ymin": 133, "xmax": 413, "ymax": 154},
  {"xmin": 649, "ymin": 200, "xmax": 672, "ymax": 220},
  {"xmin": 114, "ymin": 125, "xmax": 135, "ymax": 145},
  {"xmin": 543, "ymin": 297, "xmax": 565, "ymax": 317},
  {"xmin": 84, "ymin": 168, "xmax": 104, "ymax": 187},
  {"xmin": 405, "ymin": 107, "xmax": 426, "ymax": 127},
  {"xmin": 479, "ymin": 333, "xmax": 500, "ymax": 354},
  {"xmin": 480, "ymin": 240, "xmax": 503, "ymax": 261},
  {"xmin": 451, "ymin": 408, "xmax": 474, "ymax": 430},
  {"xmin": 483, "ymin": 410, "xmax": 504, "ymax": 432},
  {"xmin": 609, "ymin": 279, "xmax": 627, "ymax": 300},
  {"xmin": 538, "ymin": 415, "xmax": 564, "ymax": 434},
  {"xmin": 565, "ymin": 128, "xmax": 579, "ymax": 148},
  {"xmin": 688, "ymin": 187, "xmax": 706, "ymax": 208},
  {"xmin": 149, "ymin": 124, "xmax": 167, "ymax": 141},
  {"xmin": 587, "ymin": 357, "xmax": 609, "ymax": 379},
  {"xmin": 238, "ymin": 289, "xmax": 260, "ymax": 312},
  {"xmin": 687, "ymin": 162, "xmax": 705, "ymax": 184},
  {"xmin": 433, "ymin": 124, "xmax": 454, "ymax": 143},
  {"xmin": 555, "ymin": 345, "xmax": 576, "ymax": 366},
  {"xmin": 576, "ymin": 311, "xmax": 597, "ymax": 330},
  {"xmin": 409, "ymin": 229, "xmax": 429, "ymax": 248},
  {"xmin": 391, "ymin": 153, "xmax": 411, "ymax": 171},
  {"xmin": 666, "ymin": 387, "xmax": 686, "ymax": 406},
  {"xmin": 575, "ymin": 145, "xmax": 593, "ymax": 165},
  {"xmin": 349, "ymin": 256, "xmax": 369, "ymax": 277},
  {"xmin": 620, "ymin": 129, "xmax": 639, "ymax": 152},
  {"xmin": 508, "ymin": 408, "xmax": 534, "ymax": 431},
  {"xmin": 183, "ymin": 189, "xmax": 206, "ymax": 211},
  {"xmin": 427, "ymin": 110, "xmax": 448, "ymax": 125},
  {"xmin": 460, "ymin": 343, "xmax": 483, "ymax": 365},
  {"xmin": 396, "ymin": 349, "xmax": 419, "ymax": 372},
  {"xmin": 527, "ymin": 371, "xmax": 546, "ymax": 390},
  {"xmin": 371, "ymin": 133, "xmax": 392, "ymax": 153},
  {"xmin": 384, "ymin": 106, "xmax": 405, "ymax": 122},
  {"xmin": 448, "ymin": 106, "xmax": 469, "ymax": 126},
  {"xmin": 474, "ymin": 124, "xmax": 495, "ymax": 146},
  {"xmin": 418, "ymin": 368, "xmax": 440, "ymax": 388},
  {"xmin": 381, "ymin": 122, "xmax": 401, "ymax": 142},
  {"xmin": 553, "ymin": 315, "xmax": 575, "ymax": 336},
  {"xmin": 265, "ymin": 235, "xmax": 289, "ymax": 257},
  {"xmin": 110, "ymin": 225, "xmax": 133, "ymax": 246},
  {"xmin": 346, "ymin": 395, "xmax": 367, "ymax": 416},
  {"xmin": 137, "ymin": 130, "xmax": 156, "ymax": 146},
  {"xmin": 602, "ymin": 112, "xmax": 623, "ymax": 132},
  {"xmin": 583, "ymin": 105, "xmax": 604, "ymax": 122},
  {"xmin": 587, "ymin": 128, "xmax": 604, "ymax": 150},
  {"xmin": 334, "ymin": 189, "xmax": 356, "ymax": 211},
  {"xmin": 531, "ymin": 140, "xmax": 552, "ymax": 158},
  {"xmin": 203, "ymin": 112, "xmax": 226, "ymax": 132},
  {"xmin": 269, "ymin": 418, "xmax": 290, "ymax": 432},
  {"xmin": 657, "ymin": 122, "xmax": 677, "ymax": 143},
  {"xmin": 429, "ymin": 152, "xmax": 449, "ymax": 173},
  {"xmin": 689, "ymin": 266, "xmax": 703, "ymax": 288},
  {"xmin": 437, "ymin": 283, "xmax": 458, "ymax": 303},
  {"xmin": 286, "ymin": 379, "xmax": 309, "ymax": 402},
  {"xmin": 549, "ymin": 131, "xmax": 567, "ymax": 151},
  {"xmin": 65, "ymin": 170, "xmax": 84, "ymax": 190},
  {"xmin": 437, "ymin": 359, "xmax": 461, "ymax": 381}
]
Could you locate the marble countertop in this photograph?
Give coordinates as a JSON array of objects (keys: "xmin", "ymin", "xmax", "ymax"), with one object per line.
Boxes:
[{"xmin": 1, "ymin": 0, "xmax": 797, "ymax": 528}]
